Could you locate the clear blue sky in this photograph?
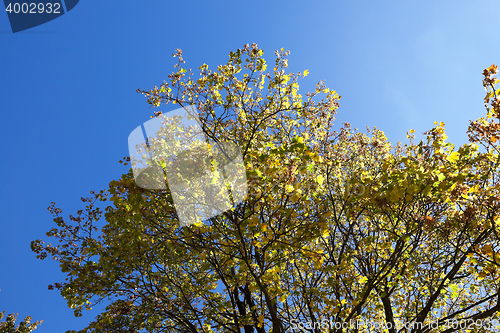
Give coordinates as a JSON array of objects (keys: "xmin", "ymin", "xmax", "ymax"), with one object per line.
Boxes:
[{"xmin": 1, "ymin": 1, "xmax": 500, "ymax": 332}]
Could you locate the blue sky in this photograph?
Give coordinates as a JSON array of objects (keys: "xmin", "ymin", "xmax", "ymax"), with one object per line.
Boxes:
[{"xmin": 1, "ymin": 0, "xmax": 500, "ymax": 331}]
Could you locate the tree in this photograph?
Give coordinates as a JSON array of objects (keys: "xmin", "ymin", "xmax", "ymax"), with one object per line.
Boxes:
[
  {"xmin": 0, "ymin": 290, "xmax": 42, "ymax": 333},
  {"xmin": 31, "ymin": 44, "xmax": 500, "ymax": 332}
]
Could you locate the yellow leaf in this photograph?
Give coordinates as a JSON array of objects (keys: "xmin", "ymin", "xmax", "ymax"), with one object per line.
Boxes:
[
  {"xmin": 483, "ymin": 245, "xmax": 493, "ymax": 255},
  {"xmin": 447, "ymin": 151, "xmax": 459, "ymax": 163},
  {"xmin": 317, "ymin": 175, "xmax": 325, "ymax": 185},
  {"xmin": 486, "ymin": 64, "xmax": 498, "ymax": 73},
  {"xmin": 468, "ymin": 185, "xmax": 480, "ymax": 193},
  {"xmin": 303, "ymin": 69, "xmax": 309, "ymax": 77},
  {"xmin": 495, "ymin": 215, "xmax": 500, "ymax": 226}
]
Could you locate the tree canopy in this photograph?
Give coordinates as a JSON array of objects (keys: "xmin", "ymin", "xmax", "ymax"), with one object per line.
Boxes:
[{"xmin": 32, "ymin": 44, "xmax": 500, "ymax": 332}]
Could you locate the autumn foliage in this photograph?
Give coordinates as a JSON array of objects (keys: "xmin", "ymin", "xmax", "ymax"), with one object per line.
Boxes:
[{"xmin": 32, "ymin": 45, "xmax": 500, "ymax": 332}]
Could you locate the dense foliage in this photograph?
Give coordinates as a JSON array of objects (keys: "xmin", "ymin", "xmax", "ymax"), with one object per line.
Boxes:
[{"xmin": 32, "ymin": 44, "xmax": 500, "ymax": 332}]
